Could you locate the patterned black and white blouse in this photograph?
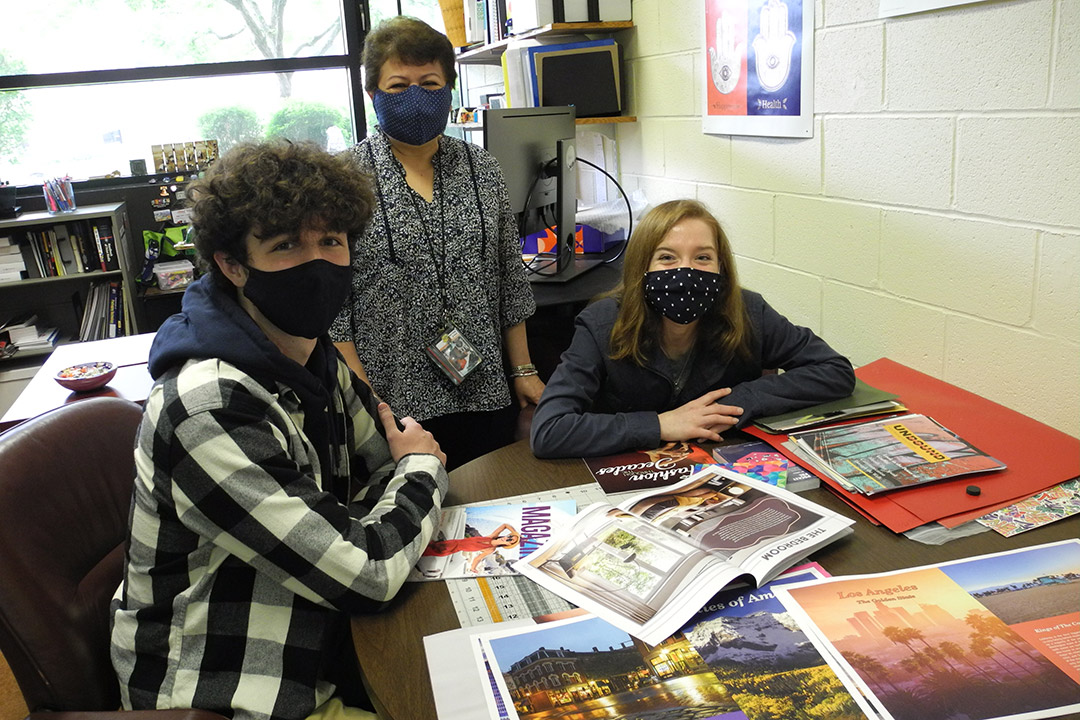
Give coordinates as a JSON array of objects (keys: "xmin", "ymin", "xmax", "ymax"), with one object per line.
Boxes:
[{"xmin": 331, "ymin": 129, "xmax": 536, "ymax": 422}]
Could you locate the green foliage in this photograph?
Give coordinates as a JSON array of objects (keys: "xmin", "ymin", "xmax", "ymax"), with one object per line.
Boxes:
[
  {"xmin": 0, "ymin": 52, "xmax": 30, "ymax": 160},
  {"xmin": 265, "ymin": 100, "xmax": 349, "ymax": 149},
  {"xmin": 722, "ymin": 666, "xmax": 863, "ymax": 720},
  {"xmin": 197, "ymin": 106, "xmax": 263, "ymax": 154}
]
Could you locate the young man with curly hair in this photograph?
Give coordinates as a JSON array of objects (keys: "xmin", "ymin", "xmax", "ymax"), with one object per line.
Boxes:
[{"xmin": 110, "ymin": 140, "xmax": 447, "ymax": 720}]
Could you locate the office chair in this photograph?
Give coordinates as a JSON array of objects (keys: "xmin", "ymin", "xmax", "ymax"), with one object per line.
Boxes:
[{"xmin": 0, "ymin": 397, "xmax": 224, "ymax": 720}]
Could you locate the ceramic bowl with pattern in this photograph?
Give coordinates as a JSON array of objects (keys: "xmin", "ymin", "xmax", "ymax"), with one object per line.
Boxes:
[{"xmin": 54, "ymin": 361, "xmax": 117, "ymax": 392}]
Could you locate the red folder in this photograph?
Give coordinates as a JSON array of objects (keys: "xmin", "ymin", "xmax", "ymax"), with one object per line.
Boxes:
[{"xmin": 747, "ymin": 358, "xmax": 1080, "ymax": 533}]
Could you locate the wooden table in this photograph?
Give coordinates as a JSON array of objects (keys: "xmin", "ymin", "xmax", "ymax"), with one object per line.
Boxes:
[
  {"xmin": 350, "ymin": 439, "xmax": 1080, "ymax": 720},
  {"xmin": 0, "ymin": 333, "xmax": 155, "ymax": 432}
]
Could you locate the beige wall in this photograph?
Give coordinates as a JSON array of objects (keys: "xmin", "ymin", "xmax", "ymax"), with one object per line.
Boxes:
[{"xmin": 613, "ymin": 0, "xmax": 1079, "ymax": 437}]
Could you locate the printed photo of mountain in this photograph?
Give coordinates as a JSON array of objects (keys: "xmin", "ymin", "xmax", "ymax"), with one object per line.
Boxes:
[{"xmin": 681, "ymin": 569, "xmax": 868, "ymax": 720}]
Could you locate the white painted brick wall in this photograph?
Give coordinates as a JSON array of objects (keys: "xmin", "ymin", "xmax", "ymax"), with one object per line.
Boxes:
[
  {"xmin": 1034, "ymin": 232, "xmax": 1080, "ymax": 339},
  {"xmin": 816, "ymin": 25, "xmax": 883, "ymax": 113},
  {"xmin": 736, "ymin": 258, "xmax": 825, "ymax": 332},
  {"xmin": 697, "ymin": 184, "xmax": 775, "ymax": 261},
  {"xmin": 1053, "ymin": 0, "xmax": 1080, "ymax": 108},
  {"xmin": 880, "ymin": 211, "xmax": 1037, "ymax": 324},
  {"xmin": 823, "ymin": 116, "xmax": 953, "ymax": 207},
  {"xmin": 885, "ymin": 0, "xmax": 1051, "ymax": 111},
  {"xmin": 775, "ymin": 196, "xmax": 881, "ymax": 285},
  {"xmin": 732, "ymin": 129, "xmax": 823, "ymax": 194},
  {"xmin": 955, "ymin": 116, "xmax": 1080, "ymax": 227}
]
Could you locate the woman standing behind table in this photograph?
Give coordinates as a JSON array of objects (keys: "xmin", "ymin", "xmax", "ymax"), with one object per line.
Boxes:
[
  {"xmin": 331, "ymin": 16, "xmax": 543, "ymax": 469},
  {"xmin": 531, "ymin": 199, "xmax": 856, "ymax": 459}
]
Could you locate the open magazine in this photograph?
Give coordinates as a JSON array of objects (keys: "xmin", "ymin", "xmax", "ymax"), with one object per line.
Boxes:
[
  {"xmin": 774, "ymin": 539, "xmax": 1080, "ymax": 720},
  {"xmin": 409, "ymin": 501, "xmax": 576, "ymax": 581},
  {"xmin": 512, "ymin": 465, "xmax": 855, "ymax": 644}
]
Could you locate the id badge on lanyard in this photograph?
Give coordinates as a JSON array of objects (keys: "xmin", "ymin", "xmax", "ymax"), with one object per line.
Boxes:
[{"xmin": 425, "ymin": 325, "xmax": 483, "ymax": 385}]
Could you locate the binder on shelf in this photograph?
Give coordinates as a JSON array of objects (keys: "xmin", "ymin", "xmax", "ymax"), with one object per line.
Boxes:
[
  {"xmin": 53, "ymin": 225, "xmax": 81, "ymax": 276},
  {"xmin": 526, "ymin": 38, "xmax": 621, "ymax": 117},
  {"xmin": 501, "ymin": 35, "xmax": 576, "ymax": 107}
]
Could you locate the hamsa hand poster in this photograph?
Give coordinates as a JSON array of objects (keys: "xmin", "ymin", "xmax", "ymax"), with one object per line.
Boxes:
[{"xmin": 703, "ymin": 0, "xmax": 814, "ymax": 137}]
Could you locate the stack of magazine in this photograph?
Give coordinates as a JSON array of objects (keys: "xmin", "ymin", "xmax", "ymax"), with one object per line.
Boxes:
[{"xmin": 787, "ymin": 413, "xmax": 1007, "ymax": 496}]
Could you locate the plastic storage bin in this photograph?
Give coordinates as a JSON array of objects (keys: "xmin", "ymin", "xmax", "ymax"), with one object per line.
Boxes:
[{"xmin": 153, "ymin": 259, "xmax": 195, "ymax": 290}]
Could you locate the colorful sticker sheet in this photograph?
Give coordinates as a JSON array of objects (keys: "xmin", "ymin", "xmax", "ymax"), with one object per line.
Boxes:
[{"xmin": 975, "ymin": 479, "xmax": 1080, "ymax": 537}]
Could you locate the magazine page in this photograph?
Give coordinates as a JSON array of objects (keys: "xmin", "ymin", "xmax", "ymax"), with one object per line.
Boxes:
[
  {"xmin": 582, "ymin": 441, "xmax": 717, "ymax": 497},
  {"xmin": 614, "ymin": 465, "xmax": 854, "ymax": 581},
  {"xmin": 514, "ymin": 466, "xmax": 854, "ymax": 644},
  {"xmin": 774, "ymin": 539, "xmax": 1080, "ymax": 720},
  {"xmin": 474, "ymin": 567, "xmax": 879, "ymax": 720},
  {"xmin": 789, "ymin": 413, "xmax": 1006, "ymax": 496},
  {"xmin": 409, "ymin": 501, "xmax": 576, "ymax": 581}
]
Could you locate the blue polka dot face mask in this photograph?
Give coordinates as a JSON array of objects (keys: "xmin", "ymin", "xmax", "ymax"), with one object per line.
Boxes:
[
  {"xmin": 373, "ymin": 84, "xmax": 453, "ymax": 146},
  {"xmin": 644, "ymin": 267, "xmax": 725, "ymax": 324}
]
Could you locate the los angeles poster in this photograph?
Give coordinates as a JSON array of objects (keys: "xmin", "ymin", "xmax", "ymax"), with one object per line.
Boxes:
[{"xmin": 775, "ymin": 540, "xmax": 1080, "ymax": 720}]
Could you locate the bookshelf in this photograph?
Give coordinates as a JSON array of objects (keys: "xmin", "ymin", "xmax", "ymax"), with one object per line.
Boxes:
[
  {"xmin": 456, "ymin": 21, "xmax": 634, "ymax": 64},
  {"xmin": 455, "ymin": 21, "xmax": 637, "ymax": 124},
  {"xmin": 0, "ymin": 203, "xmax": 139, "ymax": 364}
]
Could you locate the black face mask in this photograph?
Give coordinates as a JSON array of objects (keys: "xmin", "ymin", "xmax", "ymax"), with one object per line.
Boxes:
[
  {"xmin": 644, "ymin": 267, "xmax": 725, "ymax": 324},
  {"xmin": 242, "ymin": 259, "xmax": 352, "ymax": 339}
]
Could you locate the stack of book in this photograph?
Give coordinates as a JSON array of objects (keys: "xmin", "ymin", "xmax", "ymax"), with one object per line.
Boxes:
[
  {"xmin": 0, "ymin": 235, "xmax": 26, "ymax": 283},
  {"xmin": 79, "ymin": 279, "xmax": 127, "ymax": 341},
  {"xmin": 1, "ymin": 312, "xmax": 58, "ymax": 352}
]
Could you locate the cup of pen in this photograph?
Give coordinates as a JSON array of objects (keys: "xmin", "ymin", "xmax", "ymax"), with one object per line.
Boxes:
[{"xmin": 43, "ymin": 176, "xmax": 76, "ymax": 213}]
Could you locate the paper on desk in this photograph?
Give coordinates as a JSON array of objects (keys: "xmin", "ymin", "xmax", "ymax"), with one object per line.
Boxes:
[{"xmin": 975, "ymin": 479, "xmax": 1080, "ymax": 537}]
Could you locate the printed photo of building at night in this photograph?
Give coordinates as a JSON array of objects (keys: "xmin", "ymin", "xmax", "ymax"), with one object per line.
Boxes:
[{"xmin": 500, "ymin": 631, "xmax": 720, "ymax": 718}]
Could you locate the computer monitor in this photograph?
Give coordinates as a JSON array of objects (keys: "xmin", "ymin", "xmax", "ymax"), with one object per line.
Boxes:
[{"xmin": 482, "ymin": 106, "xmax": 601, "ymax": 283}]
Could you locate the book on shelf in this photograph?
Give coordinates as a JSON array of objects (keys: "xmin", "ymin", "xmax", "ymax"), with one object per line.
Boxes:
[
  {"xmin": 513, "ymin": 464, "xmax": 855, "ymax": 645},
  {"xmin": 427, "ymin": 564, "xmax": 878, "ymax": 720},
  {"xmin": 753, "ymin": 377, "xmax": 905, "ymax": 434},
  {"xmin": 710, "ymin": 431, "xmax": 820, "ymax": 492},
  {"xmin": 583, "ymin": 441, "xmax": 718, "ymax": 497},
  {"xmin": 774, "ymin": 539, "xmax": 1080, "ymax": 720},
  {"xmin": 408, "ymin": 500, "xmax": 575, "ymax": 581},
  {"xmin": 788, "ymin": 412, "xmax": 1007, "ymax": 496},
  {"xmin": 91, "ymin": 219, "xmax": 120, "ymax": 271}
]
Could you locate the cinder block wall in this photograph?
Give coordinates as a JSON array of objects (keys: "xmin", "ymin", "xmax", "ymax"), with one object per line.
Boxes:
[{"xmin": 615, "ymin": 0, "xmax": 1079, "ymax": 436}]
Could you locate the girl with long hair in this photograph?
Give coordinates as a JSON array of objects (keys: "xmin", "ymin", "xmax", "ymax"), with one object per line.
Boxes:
[{"xmin": 530, "ymin": 199, "xmax": 855, "ymax": 458}]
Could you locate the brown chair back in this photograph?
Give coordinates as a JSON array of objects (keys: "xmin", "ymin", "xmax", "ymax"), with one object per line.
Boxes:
[{"xmin": 0, "ymin": 397, "xmax": 143, "ymax": 712}]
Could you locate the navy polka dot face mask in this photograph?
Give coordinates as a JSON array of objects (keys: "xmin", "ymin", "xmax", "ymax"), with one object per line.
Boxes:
[
  {"xmin": 644, "ymin": 267, "xmax": 725, "ymax": 324},
  {"xmin": 373, "ymin": 84, "xmax": 453, "ymax": 146}
]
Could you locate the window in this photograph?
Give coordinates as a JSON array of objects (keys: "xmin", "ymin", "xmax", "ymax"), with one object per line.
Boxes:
[
  {"xmin": 0, "ymin": 0, "xmax": 453, "ymax": 186},
  {"xmin": 0, "ymin": 0, "xmax": 366, "ymax": 185}
]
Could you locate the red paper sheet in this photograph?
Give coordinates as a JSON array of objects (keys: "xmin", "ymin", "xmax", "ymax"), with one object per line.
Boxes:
[{"xmin": 747, "ymin": 358, "xmax": 1080, "ymax": 533}]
